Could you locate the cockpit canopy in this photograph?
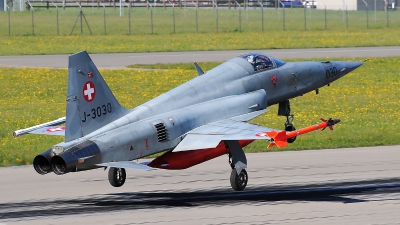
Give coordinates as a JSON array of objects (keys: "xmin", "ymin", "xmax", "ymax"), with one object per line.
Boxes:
[{"xmin": 239, "ymin": 53, "xmax": 286, "ymax": 72}]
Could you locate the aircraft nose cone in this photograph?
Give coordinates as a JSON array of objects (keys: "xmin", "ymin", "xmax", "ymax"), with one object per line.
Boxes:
[{"xmin": 340, "ymin": 61, "xmax": 363, "ymax": 75}]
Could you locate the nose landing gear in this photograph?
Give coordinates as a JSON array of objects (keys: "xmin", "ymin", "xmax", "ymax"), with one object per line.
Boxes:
[
  {"xmin": 285, "ymin": 115, "xmax": 296, "ymax": 143},
  {"xmin": 279, "ymin": 100, "xmax": 297, "ymax": 143}
]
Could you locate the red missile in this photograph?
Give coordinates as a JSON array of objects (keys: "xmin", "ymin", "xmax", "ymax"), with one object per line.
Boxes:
[{"xmin": 265, "ymin": 118, "xmax": 340, "ymax": 148}]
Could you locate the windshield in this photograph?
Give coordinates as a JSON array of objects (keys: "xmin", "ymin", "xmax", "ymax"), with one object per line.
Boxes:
[{"xmin": 239, "ymin": 53, "xmax": 286, "ymax": 72}]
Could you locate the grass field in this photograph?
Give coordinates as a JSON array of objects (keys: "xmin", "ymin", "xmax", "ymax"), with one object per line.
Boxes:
[
  {"xmin": 1, "ymin": 57, "xmax": 399, "ymax": 166},
  {"xmin": 1, "ymin": 7, "xmax": 400, "ymax": 55}
]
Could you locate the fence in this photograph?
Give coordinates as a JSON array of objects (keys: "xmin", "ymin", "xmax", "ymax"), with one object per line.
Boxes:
[{"xmin": 0, "ymin": 2, "xmax": 399, "ymax": 36}]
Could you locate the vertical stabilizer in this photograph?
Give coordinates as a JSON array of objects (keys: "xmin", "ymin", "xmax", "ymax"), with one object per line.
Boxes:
[{"xmin": 65, "ymin": 51, "xmax": 130, "ymax": 142}]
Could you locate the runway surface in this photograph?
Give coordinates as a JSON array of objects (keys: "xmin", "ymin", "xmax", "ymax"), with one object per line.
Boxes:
[
  {"xmin": 1, "ymin": 46, "xmax": 400, "ymax": 69},
  {"xmin": 1, "ymin": 146, "xmax": 399, "ymax": 224}
]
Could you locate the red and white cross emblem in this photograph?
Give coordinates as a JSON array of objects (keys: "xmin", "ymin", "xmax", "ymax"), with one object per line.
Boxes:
[
  {"xmin": 46, "ymin": 126, "xmax": 66, "ymax": 132},
  {"xmin": 256, "ymin": 132, "xmax": 267, "ymax": 137},
  {"xmin": 83, "ymin": 81, "xmax": 96, "ymax": 102}
]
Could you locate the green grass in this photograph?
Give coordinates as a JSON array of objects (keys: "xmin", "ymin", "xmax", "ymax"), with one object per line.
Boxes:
[
  {"xmin": 1, "ymin": 57, "xmax": 400, "ymax": 166},
  {"xmin": 0, "ymin": 7, "xmax": 400, "ymax": 55}
]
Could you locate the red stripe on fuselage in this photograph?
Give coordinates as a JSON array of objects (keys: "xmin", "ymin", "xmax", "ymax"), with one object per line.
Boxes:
[{"xmin": 148, "ymin": 140, "xmax": 254, "ymax": 170}]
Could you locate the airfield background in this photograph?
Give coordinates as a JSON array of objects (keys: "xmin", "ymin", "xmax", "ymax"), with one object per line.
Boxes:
[{"xmin": 1, "ymin": 0, "xmax": 399, "ymax": 36}]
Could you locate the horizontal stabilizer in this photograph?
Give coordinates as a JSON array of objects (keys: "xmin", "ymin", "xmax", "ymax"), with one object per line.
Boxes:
[
  {"xmin": 96, "ymin": 161, "xmax": 155, "ymax": 171},
  {"xmin": 13, "ymin": 117, "xmax": 66, "ymax": 137}
]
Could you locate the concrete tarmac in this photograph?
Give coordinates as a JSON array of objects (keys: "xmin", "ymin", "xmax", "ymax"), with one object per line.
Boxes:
[
  {"xmin": 0, "ymin": 146, "xmax": 399, "ymax": 224},
  {"xmin": 1, "ymin": 46, "xmax": 400, "ymax": 69}
]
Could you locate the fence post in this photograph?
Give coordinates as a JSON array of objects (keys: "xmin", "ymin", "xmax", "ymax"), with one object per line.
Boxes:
[
  {"xmin": 52, "ymin": 3, "xmax": 59, "ymax": 35},
  {"xmin": 149, "ymin": 3, "xmax": 154, "ymax": 34},
  {"xmin": 124, "ymin": 2, "xmax": 131, "ymax": 34},
  {"xmin": 235, "ymin": 1, "xmax": 241, "ymax": 32},
  {"xmin": 168, "ymin": 0, "xmax": 175, "ymax": 33},
  {"xmin": 192, "ymin": 1, "xmax": 198, "ymax": 33},
  {"xmin": 324, "ymin": 5, "xmax": 327, "ymax": 29},
  {"xmin": 6, "ymin": 5, "xmax": 10, "ymax": 36},
  {"xmin": 258, "ymin": 0, "xmax": 263, "ymax": 31},
  {"xmin": 361, "ymin": 0, "xmax": 368, "ymax": 29},
  {"xmin": 383, "ymin": 0, "xmax": 389, "ymax": 27},
  {"xmin": 342, "ymin": 0, "xmax": 345, "ymax": 22},
  {"xmin": 27, "ymin": 1, "xmax": 35, "ymax": 35},
  {"xmin": 100, "ymin": 2, "xmax": 106, "ymax": 35},
  {"xmin": 278, "ymin": 0, "xmax": 285, "ymax": 31},
  {"xmin": 319, "ymin": 0, "xmax": 327, "ymax": 29},
  {"xmin": 346, "ymin": 5, "xmax": 349, "ymax": 29},
  {"xmin": 303, "ymin": 3, "xmax": 306, "ymax": 30},
  {"xmin": 120, "ymin": 0, "xmax": 122, "ymax": 16},
  {"xmin": 213, "ymin": 0, "xmax": 218, "ymax": 33}
]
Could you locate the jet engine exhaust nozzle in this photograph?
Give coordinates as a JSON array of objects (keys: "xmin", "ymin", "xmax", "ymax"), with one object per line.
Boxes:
[
  {"xmin": 33, "ymin": 155, "xmax": 52, "ymax": 175},
  {"xmin": 50, "ymin": 140, "xmax": 101, "ymax": 175},
  {"xmin": 33, "ymin": 149, "xmax": 55, "ymax": 175},
  {"xmin": 51, "ymin": 155, "xmax": 69, "ymax": 175}
]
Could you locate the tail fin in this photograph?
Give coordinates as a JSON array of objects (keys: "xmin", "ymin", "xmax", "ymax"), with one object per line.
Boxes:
[{"xmin": 65, "ymin": 51, "xmax": 130, "ymax": 142}]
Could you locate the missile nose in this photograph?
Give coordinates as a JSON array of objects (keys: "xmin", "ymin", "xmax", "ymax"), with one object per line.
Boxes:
[{"xmin": 340, "ymin": 61, "xmax": 363, "ymax": 75}]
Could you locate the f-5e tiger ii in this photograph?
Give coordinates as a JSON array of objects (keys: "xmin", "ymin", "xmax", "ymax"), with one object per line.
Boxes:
[{"xmin": 14, "ymin": 51, "xmax": 363, "ymax": 191}]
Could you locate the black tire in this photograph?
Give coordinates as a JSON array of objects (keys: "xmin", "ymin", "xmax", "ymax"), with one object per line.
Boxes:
[
  {"xmin": 230, "ymin": 169, "xmax": 248, "ymax": 191},
  {"xmin": 285, "ymin": 124, "xmax": 297, "ymax": 143},
  {"xmin": 108, "ymin": 167, "xmax": 126, "ymax": 187}
]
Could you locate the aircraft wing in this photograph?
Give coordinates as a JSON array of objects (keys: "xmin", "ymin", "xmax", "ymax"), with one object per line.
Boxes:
[
  {"xmin": 13, "ymin": 117, "xmax": 66, "ymax": 137},
  {"xmin": 173, "ymin": 110, "xmax": 277, "ymax": 152}
]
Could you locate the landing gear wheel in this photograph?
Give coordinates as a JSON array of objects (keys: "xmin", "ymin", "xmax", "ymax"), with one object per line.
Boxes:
[
  {"xmin": 230, "ymin": 169, "xmax": 248, "ymax": 191},
  {"xmin": 108, "ymin": 167, "xmax": 126, "ymax": 187},
  {"xmin": 285, "ymin": 124, "xmax": 297, "ymax": 143}
]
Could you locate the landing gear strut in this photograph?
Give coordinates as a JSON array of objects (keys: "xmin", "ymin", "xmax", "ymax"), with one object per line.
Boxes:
[
  {"xmin": 108, "ymin": 167, "xmax": 126, "ymax": 187},
  {"xmin": 226, "ymin": 141, "xmax": 248, "ymax": 191},
  {"xmin": 278, "ymin": 100, "xmax": 296, "ymax": 143}
]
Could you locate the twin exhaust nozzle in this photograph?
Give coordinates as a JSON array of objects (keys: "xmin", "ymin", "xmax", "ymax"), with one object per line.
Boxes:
[
  {"xmin": 33, "ymin": 140, "xmax": 101, "ymax": 175},
  {"xmin": 33, "ymin": 151, "xmax": 69, "ymax": 175}
]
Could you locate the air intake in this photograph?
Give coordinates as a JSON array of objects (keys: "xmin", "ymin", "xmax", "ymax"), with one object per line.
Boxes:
[{"xmin": 154, "ymin": 123, "xmax": 167, "ymax": 142}]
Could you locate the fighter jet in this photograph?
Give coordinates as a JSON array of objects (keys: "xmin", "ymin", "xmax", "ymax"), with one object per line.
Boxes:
[{"xmin": 14, "ymin": 51, "xmax": 363, "ymax": 191}]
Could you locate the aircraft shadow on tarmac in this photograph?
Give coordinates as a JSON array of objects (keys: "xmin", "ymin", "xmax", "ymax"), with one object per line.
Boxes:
[{"xmin": 1, "ymin": 178, "xmax": 400, "ymax": 221}]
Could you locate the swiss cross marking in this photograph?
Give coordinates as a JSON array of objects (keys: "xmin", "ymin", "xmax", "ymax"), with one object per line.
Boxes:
[
  {"xmin": 46, "ymin": 126, "xmax": 66, "ymax": 132},
  {"xmin": 270, "ymin": 74, "xmax": 278, "ymax": 87},
  {"xmin": 83, "ymin": 81, "xmax": 96, "ymax": 102},
  {"xmin": 256, "ymin": 132, "xmax": 267, "ymax": 137}
]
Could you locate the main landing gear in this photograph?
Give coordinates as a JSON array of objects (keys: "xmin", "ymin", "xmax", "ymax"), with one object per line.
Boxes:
[
  {"xmin": 108, "ymin": 167, "xmax": 126, "ymax": 187},
  {"xmin": 227, "ymin": 140, "xmax": 248, "ymax": 191},
  {"xmin": 230, "ymin": 168, "xmax": 248, "ymax": 191},
  {"xmin": 279, "ymin": 100, "xmax": 297, "ymax": 143}
]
